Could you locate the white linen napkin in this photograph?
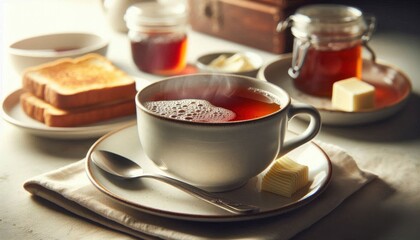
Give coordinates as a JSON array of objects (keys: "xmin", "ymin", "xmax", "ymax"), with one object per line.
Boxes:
[{"xmin": 24, "ymin": 141, "xmax": 376, "ymax": 240}]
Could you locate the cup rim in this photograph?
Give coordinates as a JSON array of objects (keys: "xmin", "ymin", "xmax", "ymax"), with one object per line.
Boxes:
[{"xmin": 136, "ymin": 73, "xmax": 291, "ymax": 125}]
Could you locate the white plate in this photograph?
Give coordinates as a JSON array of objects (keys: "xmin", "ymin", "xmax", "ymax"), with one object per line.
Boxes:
[
  {"xmin": 258, "ymin": 54, "xmax": 412, "ymax": 126},
  {"xmin": 1, "ymin": 89, "xmax": 136, "ymax": 139},
  {"xmin": 85, "ymin": 123, "xmax": 332, "ymax": 222}
]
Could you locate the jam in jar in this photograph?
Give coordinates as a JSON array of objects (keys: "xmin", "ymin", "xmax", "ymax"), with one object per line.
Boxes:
[
  {"xmin": 278, "ymin": 4, "xmax": 376, "ymax": 97},
  {"xmin": 125, "ymin": 2, "xmax": 188, "ymax": 75}
]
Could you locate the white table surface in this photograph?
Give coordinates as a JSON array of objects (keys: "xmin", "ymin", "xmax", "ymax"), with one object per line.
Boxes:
[{"xmin": 1, "ymin": 0, "xmax": 420, "ymax": 239}]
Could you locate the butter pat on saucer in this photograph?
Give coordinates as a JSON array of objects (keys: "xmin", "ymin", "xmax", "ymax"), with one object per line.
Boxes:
[
  {"xmin": 332, "ymin": 77, "xmax": 375, "ymax": 111},
  {"xmin": 261, "ymin": 156, "xmax": 308, "ymax": 197}
]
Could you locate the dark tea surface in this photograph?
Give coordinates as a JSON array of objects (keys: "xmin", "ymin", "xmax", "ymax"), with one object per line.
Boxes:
[{"xmin": 144, "ymin": 86, "xmax": 281, "ymax": 122}]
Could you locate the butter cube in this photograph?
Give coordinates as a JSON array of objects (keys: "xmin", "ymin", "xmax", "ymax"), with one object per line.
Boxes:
[
  {"xmin": 332, "ymin": 78, "xmax": 375, "ymax": 111},
  {"xmin": 261, "ymin": 156, "xmax": 308, "ymax": 197}
]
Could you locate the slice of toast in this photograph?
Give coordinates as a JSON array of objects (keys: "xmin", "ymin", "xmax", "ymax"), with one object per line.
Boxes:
[
  {"xmin": 22, "ymin": 53, "xmax": 136, "ymax": 109},
  {"xmin": 20, "ymin": 92, "xmax": 135, "ymax": 127}
]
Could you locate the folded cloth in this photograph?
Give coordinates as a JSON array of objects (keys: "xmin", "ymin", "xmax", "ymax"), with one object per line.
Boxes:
[{"xmin": 24, "ymin": 141, "xmax": 376, "ymax": 240}]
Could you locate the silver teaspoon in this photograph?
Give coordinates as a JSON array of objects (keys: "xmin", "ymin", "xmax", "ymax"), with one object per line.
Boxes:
[{"xmin": 91, "ymin": 150, "xmax": 260, "ymax": 215}]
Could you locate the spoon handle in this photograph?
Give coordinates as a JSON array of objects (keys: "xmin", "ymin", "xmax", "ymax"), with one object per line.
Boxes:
[{"xmin": 142, "ymin": 173, "xmax": 260, "ymax": 214}]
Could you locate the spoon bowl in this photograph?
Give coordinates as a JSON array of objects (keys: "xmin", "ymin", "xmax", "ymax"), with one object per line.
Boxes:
[
  {"xmin": 92, "ymin": 150, "xmax": 143, "ymax": 178},
  {"xmin": 91, "ymin": 150, "xmax": 260, "ymax": 214}
]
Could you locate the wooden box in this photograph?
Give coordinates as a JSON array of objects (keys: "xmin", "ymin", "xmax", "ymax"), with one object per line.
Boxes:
[{"xmin": 189, "ymin": 0, "xmax": 308, "ymax": 53}]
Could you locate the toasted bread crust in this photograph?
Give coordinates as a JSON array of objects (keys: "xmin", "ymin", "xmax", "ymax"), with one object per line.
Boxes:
[
  {"xmin": 20, "ymin": 92, "xmax": 46, "ymax": 123},
  {"xmin": 22, "ymin": 54, "xmax": 136, "ymax": 109},
  {"xmin": 20, "ymin": 92, "xmax": 135, "ymax": 127}
]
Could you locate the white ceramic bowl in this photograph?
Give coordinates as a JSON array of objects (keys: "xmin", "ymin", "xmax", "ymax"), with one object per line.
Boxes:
[
  {"xmin": 8, "ymin": 32, "xmax": 109, "ymax": 74},
  {"xmin": 196, "ymin": 51, "xmax": 263, "ymax": 77}
]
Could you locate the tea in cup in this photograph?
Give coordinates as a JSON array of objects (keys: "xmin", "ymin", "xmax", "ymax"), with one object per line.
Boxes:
[{"xmin": 136, "ymin": 74, "xmax": 321, "ymax": 192}]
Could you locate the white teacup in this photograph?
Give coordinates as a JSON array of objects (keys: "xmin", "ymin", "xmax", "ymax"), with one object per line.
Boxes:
[{"xmin": 136, "ymin": 74, "xmax": 321, "ymax": 192}]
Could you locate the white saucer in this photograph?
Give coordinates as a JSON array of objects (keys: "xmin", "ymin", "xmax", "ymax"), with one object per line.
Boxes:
[
  {"xmin": 258, "ymin": 54, "xmax": 412, "ymax": 126},
  {"xmin": 85, "ymin": 123, "xmax": 332, "ymax": 222},
  {"xmin": 1, "ymin": 89, "xmax": 137, "ymax": 139}
]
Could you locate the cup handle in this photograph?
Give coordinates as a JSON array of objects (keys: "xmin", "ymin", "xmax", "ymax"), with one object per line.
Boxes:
[{"xmin": 280, "ymin": 103, "xmax": 321, "ymax": 155}]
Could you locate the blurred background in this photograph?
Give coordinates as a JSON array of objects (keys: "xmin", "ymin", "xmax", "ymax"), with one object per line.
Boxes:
[{"xmin": 317, "ymin": 0, "xmax": 420, "ymax": 35}]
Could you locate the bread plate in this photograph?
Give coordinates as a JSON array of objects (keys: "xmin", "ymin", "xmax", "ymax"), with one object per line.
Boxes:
[
  {"xmin": 257, "ymin": 54, "xmax": 412, "ymax": 126},
  {"xmin": 1, "ymin": 89, "xmax": 136, "ymax": 139}
]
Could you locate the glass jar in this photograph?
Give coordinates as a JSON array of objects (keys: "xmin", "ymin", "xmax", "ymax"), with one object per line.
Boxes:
[
  {"xmin": 125, "ymin": 2, "xmax": 188, "ymax": 75},
  {"xmin": 278, "ymin": 4, "xmax": 376, "ymax": 97}
]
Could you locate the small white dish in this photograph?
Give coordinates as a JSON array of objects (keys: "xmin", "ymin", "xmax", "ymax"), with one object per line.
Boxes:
[
  {"xmin": 8, "ymin": 32, "xmax": 108, "ymax": 74},
  {"xmin": 1, "ymin": 89, "xmax": 136, "ymax": 139},
  {"xmin": 196, "ymin": 51, "xmax": 263, "ymax": 77},
  {"xmin": 85, "ymin": 123, "xmax": 332, "ymax": 222},
  {"xmin": 258, "ymin": 54, "xmax": 412, "ymax": 126}
]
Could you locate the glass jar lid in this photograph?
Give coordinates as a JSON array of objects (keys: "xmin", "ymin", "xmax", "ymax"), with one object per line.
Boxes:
[
  {"xmin": 125, "ymin": 2, "xmax": 187, "ymax": 29},
  {"xmin": 288, "ymin": 4, "xmax": 368, "ymax": 42}
]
